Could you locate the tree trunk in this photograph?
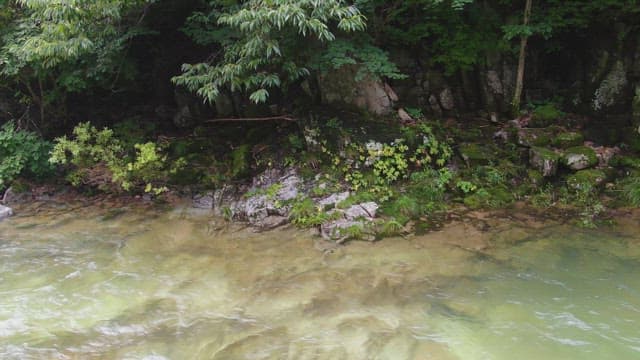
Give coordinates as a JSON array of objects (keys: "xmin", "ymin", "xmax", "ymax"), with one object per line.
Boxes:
[{"xmin": 512, "ymin": 0, "xmax": 533, "ymax": 115}]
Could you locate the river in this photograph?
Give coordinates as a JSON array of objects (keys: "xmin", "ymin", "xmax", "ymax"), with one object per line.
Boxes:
[{"xmin": 1, "ymin": 201, "xmax": 639, "ymax": 359}]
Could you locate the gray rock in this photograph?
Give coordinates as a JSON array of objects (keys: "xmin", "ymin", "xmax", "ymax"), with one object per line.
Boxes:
[
  {"xmin": 345, "ymin": 202, "xmax": 378, "ymax": 220},
  {"xmin": 428, "ymin": 94, "xmax": 442, "ymax": 115},
  {"xmin": 439, "ymin": 88, "xmax": 455, "ymax": 110},
  {"xmin": 318, "ymin": 67, "xmax": 394, "ymax": 115},
  {"xmin": 172, "ymin": 105, "xmax": 193, "ymax": 128},
  {"xmin": 236, "ymin": 167, "xmax": 303, "ymax": 226},
  {"xmin": 320, "ymin": 202, "xmax": 378, "ymax": 242},
  {"xmin": 529, "ymin": 147, "xmax": 560, "ymax": 177},
  {"xmin": 317, "ymin": 191, "xmax": 350, "ymax": 209},
  {"xmin": 244, "ymin": 194, "xmax": 270, "ymax": 225},
  {"xmin": 562, "ymin": 146, "xmax": 598, "ymax": 171},
  {"xmin": 277, "ymin": 173, "xmax": 300, "ymax": 201},
  {"xmin": 320, "ymin": 218, "xmax": 365, "ymax": 242},
  {"xmin": 193, "ymin": 191, "xmax": 214, "ymax": 209},
  {"xmin": 0, "ymin": 205, "xmax": 13, "ymax": 220},
  {"xmin": 593, "ymin": 60, "xmax": 628, "ymax": 111},
  {"xmin": 397, "ymin": 108, "xmax": 413, "ymax": 122},
  {"xmin": 486, "ymin": 70, "xmax": 504, "ymax": 95}
]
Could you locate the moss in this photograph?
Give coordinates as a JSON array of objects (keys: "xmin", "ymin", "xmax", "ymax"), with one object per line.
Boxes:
[
  {"xmin": 529, "ymin": 147, "xmax": 560, "ymax": 177},
  {"xmin": 463, "ymin": 193, "xmax": 484, "ymax": 209},
  {"xmin": 488, "ymin": 186, "xmax": 514, "ymax": 207},
  {"xmin": 566, "ymin": 169, "xmax": 607, "ymax": 190},
  {"xmin": 562, "ymin": 146, "xmax": 598, "ymax": 170},
  {"xmin": 518, "ymin": 128, "xmax": 553, "ymax": 147},
  {"xmin": 530, "ymin": 104, "xmax": 563, "ymax": 127},
  {"xmin": 527, "ymin": 169, "xmax": 545, "ymax": 188},
  {"xmin": 458, "ymin": 143, "xmax": 495, "ymax": 165},
  {"xmin": 552, "ymin": 132, "xmax": 584, "ymax": 149}
]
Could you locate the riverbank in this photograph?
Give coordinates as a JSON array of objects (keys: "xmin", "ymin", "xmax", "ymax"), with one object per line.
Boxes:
[{"xmin": 2, "ymin": 108, "xmax": 639, "ymax": 241}]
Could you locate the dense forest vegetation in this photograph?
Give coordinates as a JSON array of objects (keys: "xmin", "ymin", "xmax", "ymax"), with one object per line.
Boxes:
[{"xmin": 1, "ymin": 0, "xmax": 639, "ymax": 234}]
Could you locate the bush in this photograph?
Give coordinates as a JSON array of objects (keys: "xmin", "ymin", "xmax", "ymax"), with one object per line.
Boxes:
[
  {"xmin": 50, "ymin": 122, "xmax": 179, "ymax": 194},
  {"xmin": 0, "ymin": 122, "xmax": 53, "ymax": 188}
]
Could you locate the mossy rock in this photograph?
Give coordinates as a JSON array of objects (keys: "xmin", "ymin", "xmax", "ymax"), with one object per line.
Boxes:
[
  {"xmin": 529, "ymin": 147, "xmax": 560, "ymax": 177},
  {"xmin": 552, "ymin": 132, "xmax": 584, "ymax": 149},
  {"xmin": 562, "ymin": 146, "xmax": 598, "ymax": 171},
  {"xmin": 458, "ymin": 143, "xmax": 496, "ymax": 165},
  {"xmin": 517, "ymin": 128, "xmax": 554, "ymax": 147},
  {"xmin": 527, "ymin": 169, "xmax": 545, "ymax": 188},
  {"xmin": 566, "ymin": 169, "xmax": 608, "ymax": 190},
  {"xmin": 463, "ymin": 193, "xmax": 485, "ymax": 209},
  {"xmin": 530, "ymin": 104, "xmax": 563, "ymax": 128}
]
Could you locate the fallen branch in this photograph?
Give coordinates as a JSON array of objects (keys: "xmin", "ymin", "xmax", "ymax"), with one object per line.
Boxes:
[{"xmin": 204, "ymin": 115, "xmax": 297, "ymax": 123}]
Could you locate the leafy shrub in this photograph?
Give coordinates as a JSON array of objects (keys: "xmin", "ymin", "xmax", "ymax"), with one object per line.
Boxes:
[
  {"xmin": 289, "ymin": 197, "xmax": 338, "ymax": 227},
  {"xmin": 50, "ymin": 122, "xmax": 179, "ymax": 194},
  {"xmin": 621, "ymin": 175, "xmax": 640, "ymax": 207},
  {"xmin": 0, "ymin": 122, "xmax": 53, "ymax": 188}
]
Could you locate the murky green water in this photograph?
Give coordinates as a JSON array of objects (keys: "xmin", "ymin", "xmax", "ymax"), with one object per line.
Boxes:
[{"xmin": 1, "ymin": 202, "xmax": 639, "ymax": 359}]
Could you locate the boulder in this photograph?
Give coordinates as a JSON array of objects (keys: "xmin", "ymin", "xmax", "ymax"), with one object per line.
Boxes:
[
  {"xmin": 192, "ymin": 191, "xmax": 214, "ymax": 209},
  {"xmin": 0, "ymin": 205, "xmax": 12, "ymax": 220},
  {"xmin": 517, "ymin": 128, "xmax": 554, "ymax": 147},
  {"xmin": 320, "ymin": 202, "xmax": 378, "ymax": 242},
  {"xmin": 439, "ymin": 88, "xmax": 455, "ymax": 110},
  {"xmin": 317, "ymin": 191, "xmax": 350, "ymax": 210},
  {"xmin": 239, "ymin": 167, "xmax": 302, "ymax": 226},
  {"xmin": 397, "ymin": 108, "xmax": 413, "ymax": 122},
  {"xmin": 318, "ymin": 66, "xmax": 396, "ymax": 115},
  {"xmin": 459, "ymin": 143, "xmax": 495, "ymax": 165},
  {"xmin": 529, "ymin": 147, "xmax": 560, "ymax": 177},
  {"xmin": 552, "ymin": 132, "xmax": 584, "ymax": 149},
  {"xmin": 592, "ymin": 60, "xmax": 628, "ymax": 111},
  {"xmin": 562, "ymin": 146, "xmax": 598, "ymax": 171},
  {"xmin": 344, "ymin": 202, "xmax": 378, "ymax": 220}
]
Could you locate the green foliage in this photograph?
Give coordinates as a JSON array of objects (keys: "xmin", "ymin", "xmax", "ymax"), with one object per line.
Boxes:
[
  {"xmin": 620, "ymin": 175, "xmax": 640, "ymax": 207},
  {"xmin": 0, "ymin": 0, "xmax": 150, "ymax": 122},
  {"xmin": 173, "ymin": 0, "xmax": 368, "ymax": 104},
  {"xmin": 311, "ymin": 38, "xmax": 406, "ymax": 81},
  {"xmin": 456, "ymin": 180, "xmax": 477, "ymax": 194},
  {"xmin": 50, "ymin": 122, "xmax": 178, "ymax": 193},
  {"xmin": 530, "ymin": 103, "xmax": 564, "ymax": 127},
  {"xmin": 0, "ymin": 121, "xmax": 52, "ymax": 187},
  {"xmin": 376, "ymin": 218, "xmax": 404, "ymax": 237},
  {"xmin": 230, "ymin": 144, "xmax": 250, "ymax": 178},
  {"xmin": 289, "ymin": 197, "xmax": 338, "ymax": 227},
  {"xmin": 381, "ymin": 168, "xmax": 451, "ymax": 224}
]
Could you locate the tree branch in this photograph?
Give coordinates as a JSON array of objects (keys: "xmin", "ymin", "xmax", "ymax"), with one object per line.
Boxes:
[{"xmin": 204, "ymin": 115, "xmax": 297, "ymax": 123}]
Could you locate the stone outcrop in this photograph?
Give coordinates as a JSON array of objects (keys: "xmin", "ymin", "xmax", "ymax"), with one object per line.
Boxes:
[
  {"xmin": 317, "ymin": 66, "xmax": 397, "ymax": 115},
  {"xmin": 0, "ymin": 205, "xmax": 13, "ymax": 221}
]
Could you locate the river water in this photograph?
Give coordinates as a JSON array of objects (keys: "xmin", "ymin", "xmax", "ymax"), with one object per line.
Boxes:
[{"xmin": 1, "ymin": 201, "xmax": 639, "ymax": 359}]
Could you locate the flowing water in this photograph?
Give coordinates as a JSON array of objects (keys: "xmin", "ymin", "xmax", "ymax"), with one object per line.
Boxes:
[{"xmin": 1, "ymin": 201, "xmax": 639, "ymax": 359}]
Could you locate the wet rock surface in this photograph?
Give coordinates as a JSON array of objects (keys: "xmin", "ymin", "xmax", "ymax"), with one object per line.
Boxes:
[{"xmin": 0, "ymin": 205, "xmax": 13, "ymax": 220}]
